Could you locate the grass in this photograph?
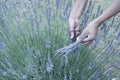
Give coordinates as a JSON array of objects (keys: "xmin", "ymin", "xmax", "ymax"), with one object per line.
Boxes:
[{"xmin": 0, "ymin": 0, "xmax": 120, "ymax": 80}]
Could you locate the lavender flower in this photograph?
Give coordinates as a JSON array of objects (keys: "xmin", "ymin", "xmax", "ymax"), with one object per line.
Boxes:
[
  {"xmin": 88, "ymin": 62, "xmax": 93, "ymax": 70},
  {"xmin": 3, "ymin": 71, "xmax": 8, "ymax": 76},
  {"xmin": 46, "ymin": 54, "xmax": 54, "ymax": 72},
  {"xmin": 105, "ymin": 46, "xmax": 113, "ymax": 54},
  {"xmin": 69, "ymin": 74, "xmax": 72, "ymax": 80},
  {"xmin": 106, "ymin": 69, "xmax": 112, "ymax": 80},
  {"xmin": 64, "ymin": 74, "xmax": 67, "ymax": 80},
  {"xmin": 28, "ymin": 64, "xmax": 33, "ymax": 72},
  {"xmin": 90, "ymin": 34, "xmax": 100, "ymax": 48},
  {"xmin": 7, "ymin": 67, "xmax": 16, "ymax": 75},
  {"xmin": 45, "ymin": 39, "xmax": 51, "ymax": 48},
  {"xmin": 0, "ymin": 42, "xmax": 6, "ymax": 50},
  {"xmin": 20, "ymin": 72, "xmax": 27, "ymax": 80},
  {"xmin": 105, "ymin": 40, "xmax": 113, "ymax": 54},
  {"xmin": 116, "ymin": 32, "xmax": 120, "ymax": 39}
]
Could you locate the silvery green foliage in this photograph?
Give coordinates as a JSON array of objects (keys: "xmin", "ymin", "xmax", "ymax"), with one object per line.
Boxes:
[{"xmin": 0, "ymin": 0, "xmax": 120, "ymax": 80}]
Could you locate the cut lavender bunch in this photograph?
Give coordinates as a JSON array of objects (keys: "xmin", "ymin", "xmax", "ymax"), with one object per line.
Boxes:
[{"xmin": 55, "ymin": 35, "xmax": 88, "ymax": 54}]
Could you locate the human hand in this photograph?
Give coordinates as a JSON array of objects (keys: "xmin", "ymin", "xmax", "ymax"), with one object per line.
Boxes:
[
  {"xmin": 68, "ymin": 19, "xmax": 81, "ymax": 42},
  {"xmin": 77, "ymin": 20, "xmax": 100, "ymax": 43}
]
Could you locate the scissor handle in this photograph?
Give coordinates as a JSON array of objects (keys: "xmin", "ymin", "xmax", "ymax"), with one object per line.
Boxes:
[
  {"xmin": 69, "ymin": 30, "xmax": 77, "ymax": 43},
  {"xmin": 72, "ymin": 30, "xmax": 77, "ymax": 43}
]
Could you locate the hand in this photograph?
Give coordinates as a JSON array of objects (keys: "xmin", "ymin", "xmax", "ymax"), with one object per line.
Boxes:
[
  {"xmin": 68, "ymin": 19, "xmax": 81, "ymax": 41},
  {"xmin": 78, "ymin": 19, "xmax": 100, "ymax": 43}
]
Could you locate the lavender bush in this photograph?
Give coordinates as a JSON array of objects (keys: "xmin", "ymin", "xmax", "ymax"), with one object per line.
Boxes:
[{"xmin": 0, "ymin": 0, "xmax": 120, "ymax": 80}]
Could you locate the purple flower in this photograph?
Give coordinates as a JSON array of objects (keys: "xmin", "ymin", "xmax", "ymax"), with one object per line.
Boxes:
[
  {"xmin": 3, "ymin": 71, "xmax": 8, "ymax": 76},
  {"xmin": 45, "ymin": 39, "xmax": 51, "ymax": 48},
  {"xmin": 69, "ymin": 74, "xmax": 72, "ymax": 80},
  {"xmin": 118, "ymin": 53, "xmax": 120, "ymax": 57},
  {"xmin": 105, "ymin": 46, "xmax": 113, "ymax": 54},
  {"xmin": 0, "ymin": 42, "xmax": 6, "ymax": 50},
  {"xmin": 46, "ymin": 54, "xmax": 54, "ymax": 72},
  {"xmin": 90, "ymin": 34, "xmax": 100, "ymax": 48},
  {"xmin": 116, "ymin": 32, "xmax": 120, "ymax": 39},
  {"xmin": 28, "ymin": 64, "xmax": 33, "ymax": 72},
  {"xmin": 20, "ymin": 72, "xmax": 27, "ymax": 79},
  {"xmin": 64, "ymin": 74, "xmax": 67, "ymax": 80},
  {"xmin": 105, "ymin": 40, "xmax": 113, "ymax": 54},
  {"xmin": 106, "ymin": 69, "xmax": 112, "ymax": 79}
]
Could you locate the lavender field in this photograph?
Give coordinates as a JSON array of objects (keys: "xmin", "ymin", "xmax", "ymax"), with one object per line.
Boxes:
[{"xmin": 0, "ymin": 0, "xmax": 120, "ymax": 80}]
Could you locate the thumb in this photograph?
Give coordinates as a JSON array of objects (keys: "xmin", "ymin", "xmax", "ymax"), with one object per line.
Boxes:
[{"xmin": 70, "ymin": 31, "xmax": 74, "ymax": 39}]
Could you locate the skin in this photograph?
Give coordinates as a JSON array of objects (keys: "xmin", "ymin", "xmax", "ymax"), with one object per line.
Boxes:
[
  {"xmin": 68, "ymin": 0, "xmax": 120, "ymax": 43},
  {"xmin": 68, "ymin": 0, "xmax": 88, "ymax": 39}
]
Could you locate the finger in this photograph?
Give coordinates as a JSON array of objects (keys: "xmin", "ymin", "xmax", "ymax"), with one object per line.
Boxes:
[
  {"xmin": 82, "ymin": 40, "xmax": 92, "ymax": 44},
  {"xmin": 76, "ymin": 31, "xmax": 80, "ymax": 37},
  {"xmin": 75, "ymin": 25, "xmax": 81, "ymax": 37},
  {"xmin": 70, "ymin": 31, "xmax": 74, "ymax": 39},
  {"xmin": 82, "ymin": 35, "xmax": 95, "ymax": 42},
  {"xmin": 82, "ymin": 42, "xmax": 90, "ymax": 44}
]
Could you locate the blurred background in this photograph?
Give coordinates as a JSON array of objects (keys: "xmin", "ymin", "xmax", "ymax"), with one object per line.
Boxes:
[{"xmin": 0, "ymin": 0, "xmax": 120, "ymax": 80}]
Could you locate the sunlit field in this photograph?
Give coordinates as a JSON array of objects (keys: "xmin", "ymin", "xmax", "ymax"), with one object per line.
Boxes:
[{"xmin": 0, "ymin": 0, "xmax": 120, "ymax": 80}]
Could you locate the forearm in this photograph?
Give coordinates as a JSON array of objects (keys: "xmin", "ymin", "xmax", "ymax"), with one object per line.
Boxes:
[
  {"xmin": 96, "ymin": 0, "xmax": 120, "ymax": 25},
  {"xmin": 69, "ymin": 0, "xmax": 88, "ymax": 21}
]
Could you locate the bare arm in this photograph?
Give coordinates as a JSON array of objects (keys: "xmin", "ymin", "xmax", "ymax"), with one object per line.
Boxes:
[
  {"xmin": 96, "ymin": 0, "xmax": 120, "ymax": 26},
  {"xmin": 69, "ymin": 0, "xmax": 88, "ymax": 21},
  {"xmin": 79, "ymin": 0, "xmax": 120, "ymax": 43},
  {"xmin": 68, "ymin": 0, "xmax": 88, "ymax": 40}
]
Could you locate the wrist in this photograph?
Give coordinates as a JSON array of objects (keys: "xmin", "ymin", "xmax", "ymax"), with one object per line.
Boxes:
[
  {"xmin": 68, "ymin": 18, "xmax": 74, "ymax": 30},
  {"xmin": 94, "ymin": 18, "xmax": 103, "ymax": 27}
]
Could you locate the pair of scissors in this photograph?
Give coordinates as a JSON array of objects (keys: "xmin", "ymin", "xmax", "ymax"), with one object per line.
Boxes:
[{"xmin": 69, "ymin": 30, "xmax": 77, "ymax": 43}]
